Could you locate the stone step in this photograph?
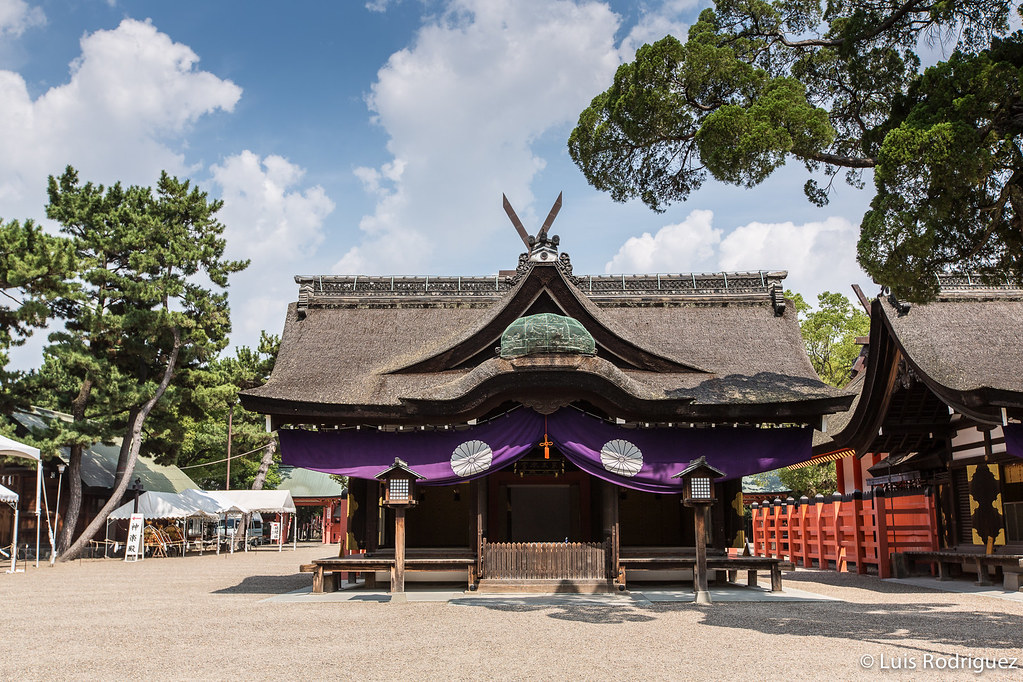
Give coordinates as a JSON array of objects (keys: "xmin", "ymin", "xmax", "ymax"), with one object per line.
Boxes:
[{"xmin": 476, "ymin": 579, "xmax": 613, "ymax": 594}]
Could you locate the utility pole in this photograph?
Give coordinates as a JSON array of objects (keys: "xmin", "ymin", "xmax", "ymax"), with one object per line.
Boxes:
[{"xmin": 225, "ymin": 403, "xmax": 234, "ymax": 490}]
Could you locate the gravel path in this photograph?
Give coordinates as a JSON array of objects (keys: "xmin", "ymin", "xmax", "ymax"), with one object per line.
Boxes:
[{"xmin": 2, "ymin": 545, "xmax": 1022, "ymax": 680}]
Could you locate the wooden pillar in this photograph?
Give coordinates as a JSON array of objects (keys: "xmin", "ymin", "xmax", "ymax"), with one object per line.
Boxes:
[
  {"xmin": 601, "ymin": 482, "xmax": 621, "ymax": 586},
  {"xmin": 392, "ymin": 506, "xmax": 406, "ymax": 594},
  {"xmin": 366, "ymin": 481, "xmax": 379, "ymax": 553},
  {"xmin": 851, "ymin": 491, "xmax": 866, "ymax": 574},
  {"xmin": 693, "ymin": 503, "xmax": 711, "ymax": 604},
  {"xmin": 876, "ymin": 490, "xmax": 891, "ymax": 578},
  {"xmin": 833, "ymin": 493, "xmax": 846, "ymax": 573},
  {"xmin": 475, "ymin": 479, "xmax": 486, "ymax": 582}
]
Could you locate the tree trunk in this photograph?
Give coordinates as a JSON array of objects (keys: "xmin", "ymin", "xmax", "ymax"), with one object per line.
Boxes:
[
  {"xmin": 57, "ymin": 378, "xmax": 92, "ymax": 553},
  {"xmin": 57, "ymin": 444, "xmax": 83, "ymax": 554},
  {"xmin": 60, "ymin": 329, "xmax": 181, "ymax": 561},
  {"xmin": 114, "ymin": 407, "xmax": 140, "ymax": 484},
  {"xmin": 250, "ymin": 438, "xmax": 276, "ymax": 491}
]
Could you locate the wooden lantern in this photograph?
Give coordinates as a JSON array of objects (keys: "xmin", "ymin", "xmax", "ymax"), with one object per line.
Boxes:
[
  {"xmin": 673, "ymin": 456, "xmax": 724, "ymax": 507},
  {"xmin": 672, "ymin": 456, "xmax": 725, "ymax": 605},
  {"xmin": 376, "ymin": 457, "xmax": 424, "ymax": 507},
  {"xmin": 375, "ymin": 457, "xmax": 425, "ymax": 596}
]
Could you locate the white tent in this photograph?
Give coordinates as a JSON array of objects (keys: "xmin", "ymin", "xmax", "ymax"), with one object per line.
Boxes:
[
  {"xmin": 0, "ymin": 483, "xmax": 16, "ymax": 505},
  {"xmin": 1, "ymin": 483, "xmax": 18, "ymax": 574},
  {"xmin": 108, "ymin": 491, "xmax": 220, "ymax": 521},
  {"xmin": 179, "ymin": 489, "xmax": 247, "ymax": 516},
  {"xmin": 0, "ymin": 434, "xmax": 41, "ymax": 570},
  {"xmin": 205, "ymin": 490, "xmax": 298, "ymax": 551},
  {"xmin": 205, "ymin": 489, "xmax": 296, "ymax": 513}
]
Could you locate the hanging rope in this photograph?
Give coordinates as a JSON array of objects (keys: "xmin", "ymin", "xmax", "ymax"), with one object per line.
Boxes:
[{"xmin": 177, "ymin": 441, "xmax": 274, "ymax": 470}]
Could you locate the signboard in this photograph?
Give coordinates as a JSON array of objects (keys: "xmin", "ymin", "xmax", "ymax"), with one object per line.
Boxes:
[
  {"xmin": 269, "ymin": 521, "xmax": 281, "ymax": 541},
  {"xmin": 125, "ymin": 513, "xmax": 145, "ymax": 562}
]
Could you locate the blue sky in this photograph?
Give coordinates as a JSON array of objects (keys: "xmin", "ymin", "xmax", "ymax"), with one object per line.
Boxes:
[{"xmin": 1, "ymin": 0, "xmax": 876, "ymax": 364}]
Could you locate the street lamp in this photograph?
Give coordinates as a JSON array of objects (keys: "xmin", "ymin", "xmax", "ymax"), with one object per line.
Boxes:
[
  {"xmin": 673, "ymin": 456, "xmax": 725, "ymax": 605},
  {"xmin": 130, "ymin": 477, "xmax": 144, "ymax": 514}
]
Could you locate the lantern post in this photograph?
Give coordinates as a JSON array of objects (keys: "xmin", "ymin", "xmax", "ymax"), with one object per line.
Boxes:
[
  {"xmin": 673, "ymin": 456, "xmax": 725, "ymax": 605},
  {"xmin": 375, "ymin": 457, "xmax": 424, "ymax": 597}
]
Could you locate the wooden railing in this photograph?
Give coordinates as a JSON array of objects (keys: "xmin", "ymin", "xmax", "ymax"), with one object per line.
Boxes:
[
  {"xmin": 481, "ymin": 540, "xmax": 608, "ymax": 580},
  {"xmin": 750, "ymin": 490, "xmax": 939, "ymax": 578}
]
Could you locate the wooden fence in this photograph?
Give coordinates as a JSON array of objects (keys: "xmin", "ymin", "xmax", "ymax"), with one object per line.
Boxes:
[
  {"xmin": 750, "ymin": 490, "xmax": 939, "ymax": 578},
  {"xmin": 481, "ymin": 540, "xmax": 608, "ymax": 580}
]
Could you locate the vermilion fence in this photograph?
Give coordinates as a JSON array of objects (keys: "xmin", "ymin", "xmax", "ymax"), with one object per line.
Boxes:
[{"xmin": 749, "ymin": 490, "xmax": 939, "ymax": 578}]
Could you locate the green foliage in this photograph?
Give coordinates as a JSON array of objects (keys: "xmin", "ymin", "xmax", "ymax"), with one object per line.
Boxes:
[
  {"xmin": 174, "ymin": 332, "xmax": 280, "ymax": 490},
  {"xmin": 787, "ymin": 289, "xmax": 870, "ymax": 387},
  {"xmin": 0, "ymin": 218, "xmax": 74, "ymax": 413},
  {"xmin": 569, "ymin": 0, "xmax": 1020, "ymax": 297},
  {"xmin": 777, "ymin": 462, "xmax": 837, "ymax": 498},
  {"xmin": 859, "ymin": 35, "xmax": 1023, "ymax": 301}
]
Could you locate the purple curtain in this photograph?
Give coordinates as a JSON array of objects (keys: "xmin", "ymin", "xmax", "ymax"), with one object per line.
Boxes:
[
  {"xmin": 1006, "ymin": 424, "xmax": 1023, "ymax": 460},
  {"xmin": 279, "ymin": 408, "xmax": 812, "ymax": 494},
  {"xmin": 546, "ymin": 409, "xmax": 811, "ymax": 493},
  {"xmin": 279, "ymin": 410, "xmax": 545, "ymax": 486}
]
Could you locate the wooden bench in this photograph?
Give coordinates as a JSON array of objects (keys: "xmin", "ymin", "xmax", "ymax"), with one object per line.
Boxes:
[
  {"xmin": 893, "ymin": 551, "xmax": 1023, "ymax": 590},
  {"xmin": 302, "ymin": 556, "xmax": 478, "ymax": 593},
  {"xmin": 618, "ymin": 554, "xmax": 785, "ymax": 592}
]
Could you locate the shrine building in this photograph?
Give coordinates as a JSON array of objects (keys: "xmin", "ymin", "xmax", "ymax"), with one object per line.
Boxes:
[{"xmin": 240, "ymin": 198, "xmax": 853, "ymax": 592}]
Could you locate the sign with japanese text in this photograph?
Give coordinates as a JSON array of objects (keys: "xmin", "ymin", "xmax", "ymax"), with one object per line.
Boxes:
[{"xmin": 125, "ymin": 513, "xmax": 144, "ymax": 562}]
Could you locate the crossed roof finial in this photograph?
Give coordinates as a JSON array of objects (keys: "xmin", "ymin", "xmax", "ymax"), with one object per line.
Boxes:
[{"xmin": 502, "ymin": 192, "xmax": 563, "ymax": 250}]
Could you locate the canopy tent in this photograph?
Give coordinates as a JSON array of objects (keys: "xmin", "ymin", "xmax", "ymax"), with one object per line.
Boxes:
[
  {"xmin": 205, "ymin": 490, "xmax": 298, "ymax": 551},
  {"xmin": 0, "ymin": 434, "xmax": 41, "ymax": 571},
  {"xmin": 108, "ymin": 491, "xmax": 220, "ymax": 521},
  {"xmin": 1, "ymin": 483, "xmax": 17, "ymax": 574},
  {"xmin": 205, "ymin": 489, "xmax": 296, "ymax": 513},
  {"xmin": 179, "ymin": 489, "xmax": 247, "ymax": 516},
  {"xmin": 0, "ymin": 482, "xmax": 16, "ymax": 505}
]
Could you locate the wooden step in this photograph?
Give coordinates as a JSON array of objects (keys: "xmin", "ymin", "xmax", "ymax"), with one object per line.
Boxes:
[{"xmin": 476, "ymin": 579, "xmax": 613, "ymax": 594}]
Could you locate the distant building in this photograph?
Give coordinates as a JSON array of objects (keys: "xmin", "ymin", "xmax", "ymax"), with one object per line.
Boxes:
[{"xmin": 275, "ymin": 465, "xmax": 347, "ymax": 544}]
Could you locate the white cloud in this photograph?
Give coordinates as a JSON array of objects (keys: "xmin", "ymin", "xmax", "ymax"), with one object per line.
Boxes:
[
  {"xmin": 719, "ymin": 216, "xmax": 866, "ymax": 296},
  {"xmin": 617, "ymin": 0, "xmax": 696, "ymax": 60},
  {"xmin": 336, "ymin": 0, "xmax": 622, "ymax": 275},
  {"xmin": 605, "ymin": 209, "xmax": 720, "ymax": 273},
  {"xmin": 607, "ymin": 209, "xmax": 868, "ymax": 299},
  {"xmin": 211, "ymin": 150, "xmax": 334, "ymax": 263},
  {"xmin": 0, "ymin": 0, "xmax": 45, "ymax": 37},
  {"xmin": 0, "ymin": 18, "xmax": 241, "ymax": 221},
  {"xmin": 210, "ymin": 150, "xmax": 336, "ymax": 351},
  {"xmin": 365, "ymin": 0, "xmax": 397, "ymax": 11}
]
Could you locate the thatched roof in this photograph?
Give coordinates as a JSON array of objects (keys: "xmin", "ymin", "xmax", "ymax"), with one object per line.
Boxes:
[
  {"xmin": 241, "ymin": 258, "xmax": 851, "ymax": 425},
  {"xmin": 822, "ymin": 280, "xmax": 1023, "ymax": 457},
  {"xmin": 880, "ymin": 291, "xmax": 1023, "ymax": 395}
]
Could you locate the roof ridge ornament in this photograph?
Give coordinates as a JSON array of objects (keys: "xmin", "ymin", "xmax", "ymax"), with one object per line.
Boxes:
[{"xmin": 502, "ymin": 192, "xmax": 564, "ymax": 264}]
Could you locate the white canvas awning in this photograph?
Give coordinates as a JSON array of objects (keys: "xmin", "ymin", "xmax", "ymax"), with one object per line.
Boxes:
[
  {"xmin": 0, "ymin": 482, "xmax": 17, "ymax": 507},
  {"xmin": 205, "ymin": 489, "xmax": 296, "ymax": 514},
  {"xmin": 0, "ymin": 434, "xmax": 41, "ymax": 569},
  {"xmin": 108, "ymin": 491, "xmax": 220, "ymax": 521},
  {"xmin": 179, "ymin": 489, "xmax": 247, "ymax": 515},
  {"xmin": 0, "ymin": 434, "xmax": 40, "ymax": 462}
]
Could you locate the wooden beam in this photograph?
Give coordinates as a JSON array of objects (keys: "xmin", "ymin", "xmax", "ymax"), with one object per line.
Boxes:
[{"xmin": 392, "ymin": 507, "xmax": 406, "ymax": 594}]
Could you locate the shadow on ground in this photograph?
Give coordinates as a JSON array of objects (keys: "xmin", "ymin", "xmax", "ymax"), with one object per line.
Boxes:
[
  {"xmin": 450, "ymin": 597, "xmax": 656, "ymax": 623},
  {"xmin": 213, "ymin": 573, "xmax": 310, "ymax": 595},
  {"xmin": 453, "ymin": 593, "xmax": 1023, "ymax": 654}
]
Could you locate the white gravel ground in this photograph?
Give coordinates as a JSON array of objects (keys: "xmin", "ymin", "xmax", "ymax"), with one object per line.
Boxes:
[{"xmin": 2, "ymin": 544, "xmax": 1022, "ymax": 681}]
